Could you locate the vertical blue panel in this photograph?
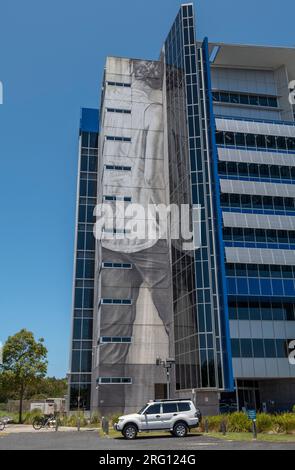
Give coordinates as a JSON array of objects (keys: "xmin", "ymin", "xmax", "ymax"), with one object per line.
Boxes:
[
  {"xmin": 202, "ymin": 37, "xmax": 234, "ymax": 391},
  {"xmin": 80, "ymin": 108, "xmax": 99, "ymax": 133}
]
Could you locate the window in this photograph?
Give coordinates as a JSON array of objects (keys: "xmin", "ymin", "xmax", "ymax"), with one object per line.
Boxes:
[
  {"xmin": 103, "ymin": 228, "xmax": 131, "ymax": 235},
  {"xmin": 240, "ymin": 339, "xmax": 252, "ymax": 358},
  {"xmin": 81, "ymin": 351, "xmax": 92, "ymax": 372},
  {"xmin": 221, "ymin": 192, "xmax": 295, "ymax": 212},
  {"xmin": 100, "ymin": 337, "xmax": 132, "ymax": 343},
  {"xmin": 106, "ymin": 136, "xmax": 131, "ymax": 142},
  {"xmin": 219, "ymin": 161, "xmax": 295, "ymax": 183},
  {"xmin": 231, "ymin": 339, "xmax": 240, "ymax": 357},
  {"xmin": 264, "ymin": 339, "xmax": 277, "ymax": 358},
  {"xmin": 102, "ymin": 262, "xmax": 132, "ymax": 269},
  {"xmin": 103, "ymin": 195, "xmax": 132, "ymax": 202},
  {"xmin": 71, "ymin": 351, "xmax": 81, "ymax": 372},
  {"xmin": 213, "ymin": 91, "xmax": 278, "ymax": 108},
  {"xmin": 178, "ymin": 402, "xmax": 191, "ymax": 412},
  {"xmin": 252, "ymin": 339, "xmax": 264, "ymax": 358},
  {"xmin": 85, "ymin": 232, "xmax": 95, "ymax": 251},
  {"xmin": 216, "ymin": 131, "xmax": 295, "ymax": 153},
  {"xmin": 87, "ymin": 181, "xmax": 97, "ymax": 197},
  {"xmin": 106, "ymin": 108, "xmax": 131, "ymax": 114},
  {"xmin": 107, "ymin": 81, "xmax": 131, "ymax": 88},
  {"xmin": 145, "ymin": 404, "xmax": 161, "ymax": 415},
  {"xmin": 162, "ymin": 403, "xmax": 178, "ymax": 413},
  {"xmin": 276, "ymin": 339, "xmax": 287, "ymax": 358},
  {"xmin": 81, "ymin": 132, "xmax": 89, "ymax": 147},
  {"xmin": 105, "ymin": 165, "xmax": 132, "ymax": 172},
  {"xmin": 89, "ymin": 132, "xmax": 98, "ymax": 148},
  {"xmin": 97, "ymin": 377, "xmax": 132, "ymax": 384},
  {"xmin": 101, "ymin": 298, "xmax": 132, "ymax": 305}
]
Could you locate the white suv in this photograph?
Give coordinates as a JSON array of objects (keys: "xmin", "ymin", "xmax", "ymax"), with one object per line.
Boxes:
[{"xmin": 114, "ymin": 399, "xmax": 202, "ymax": 439}]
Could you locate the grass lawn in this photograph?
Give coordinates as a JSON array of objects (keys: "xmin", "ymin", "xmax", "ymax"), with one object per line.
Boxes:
[
  {"xmin": 105, "ymin": 427, "xmax": 295, "ymax": 443},
  {"xmin": 202, "ymin": 432, "xmax": 295, "ymax": 442}
]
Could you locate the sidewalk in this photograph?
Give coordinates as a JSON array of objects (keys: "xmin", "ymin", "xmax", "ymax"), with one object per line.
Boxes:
[{"xmin": 1, "ymin": 424, "xmax": 99, "ymax": 434}]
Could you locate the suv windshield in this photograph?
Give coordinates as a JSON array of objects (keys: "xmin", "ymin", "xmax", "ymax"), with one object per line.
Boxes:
[{"xmin": 138, "ymin": 404, "xmax": 148, "ymax": 414}]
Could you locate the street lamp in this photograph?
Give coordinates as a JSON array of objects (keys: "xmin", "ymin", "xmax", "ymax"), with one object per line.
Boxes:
[{"xmin": 156, "ymin": 357, "xmax": 175, "ymax": 399}]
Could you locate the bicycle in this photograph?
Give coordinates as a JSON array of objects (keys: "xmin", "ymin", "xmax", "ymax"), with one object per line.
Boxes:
[
  {"xmin": 0, "ymin": 417, "xmax": 11, "ymax": 431},
  {"xmin": 32, "ymin": 414, "xmax": 58, "ymax": 430}
]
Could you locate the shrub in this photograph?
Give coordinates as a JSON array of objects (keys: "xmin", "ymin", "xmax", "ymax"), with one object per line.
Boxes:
[
  {"xmin": 23, "ymin": 409, "xmax": 43, "ymax": 424},
  {"xmin": 62, "ymin": 413, "xmax": 88, "ymax": 427},
  {"xmin": 273, "ymin": 413, "xmax": 295, "ymax": 434},
  {"xmin": 110, "ymin": 413, "xmax": 122, "ymax": 425},
  {"xmin": 256, "ymin": 413, "xmax": 273, "ymax": 433},
  {"xmin": 202, "ymin": 415, "xmax": 226, "ymax": 432},
  {"xmin": 292, "ymin": 405, "xmax": 295, "ymax": 414},
  {"xmin": 201, "ymin": 412, "xmax": 295, "ymax": 435},
  {"xmin": 90, "ymin": 413, "xmax": 100, "ymax": 425},
  {"xmin": 227, "ymin": 412, "xmax": 251, "ymax": 432}
]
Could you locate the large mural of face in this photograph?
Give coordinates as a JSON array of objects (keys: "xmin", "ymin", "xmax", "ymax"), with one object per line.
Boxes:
[{"xmin": 93, "ymin": 58, "xmax": 174, "ymax": 413}]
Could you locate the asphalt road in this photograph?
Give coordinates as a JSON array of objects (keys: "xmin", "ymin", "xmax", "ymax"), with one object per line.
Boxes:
[{"xmin": 1, "ymin": 431, "xmax": 295, "ymax": 450}]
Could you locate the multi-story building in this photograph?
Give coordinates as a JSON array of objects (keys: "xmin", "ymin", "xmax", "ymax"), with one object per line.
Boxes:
[
  {"xmin": 68, "ymin": 3, "xmax": 295, "ymax": 415},
  {"xmin": 68, "ymin": 108, "xmax": 99, "ymax": 411}
]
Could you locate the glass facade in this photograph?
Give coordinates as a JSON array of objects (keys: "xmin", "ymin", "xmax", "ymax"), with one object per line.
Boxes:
[
  {"xmin": 231, "ymin": 338, "xmax": 292, "ymax": 358},
  {"xmin": 216, "ymin": 130, "xmax": 295, "ymax": 153},
  {"xmin": 164, "ymin": 4, "xmax": 233, "ymax": 391},
  {"xmin": 213, "ymin": 91, "xmax": 278, "ymax": 108},
  {"xmin": 69, "ymin": 108, "xmax": 99, "ymax": 411}
]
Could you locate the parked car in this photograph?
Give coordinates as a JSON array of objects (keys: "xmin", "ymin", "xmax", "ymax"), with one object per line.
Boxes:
[{"xmin": 114, "ymin": 399, "xmax": 202, "ymax": 439}]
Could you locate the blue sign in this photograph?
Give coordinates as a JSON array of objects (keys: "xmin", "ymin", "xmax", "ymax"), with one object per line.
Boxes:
[{"xmin": 247, "ymin": 409, "xmax": 257, "ymax": 420}]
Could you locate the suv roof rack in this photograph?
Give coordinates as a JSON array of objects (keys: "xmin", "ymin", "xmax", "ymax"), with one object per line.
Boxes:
[{"xmin": 152, "ymin": 398, "xmax": 192, "ymax": 402}]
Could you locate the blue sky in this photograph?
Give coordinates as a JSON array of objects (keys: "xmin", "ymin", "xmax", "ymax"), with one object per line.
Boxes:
[{"xmin": 0, "ymin": 0, "xmax": 294, "ymax": 378}]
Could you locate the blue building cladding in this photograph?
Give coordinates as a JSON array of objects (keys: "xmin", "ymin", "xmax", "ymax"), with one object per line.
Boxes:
[
  {"xmin": 201, "ymin": 37, "xmax": 234, "ymax": 391},
  {"xmin": 80, "ymin": 108, "xmax": 99, "ymax": 133}
]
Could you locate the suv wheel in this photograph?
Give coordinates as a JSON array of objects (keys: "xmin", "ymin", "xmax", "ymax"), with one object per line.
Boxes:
[
  {"xmin": 173, "ymin": 422, "xmax": 188, "ymax": 438},
  {"xmin": 123, "ymin": 424, "xmax": 138, "ymax": 440}
]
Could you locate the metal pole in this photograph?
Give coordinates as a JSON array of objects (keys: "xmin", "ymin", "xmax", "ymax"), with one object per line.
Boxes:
[
  {"xmin": 77, "ymin": 395, "xmax": 80, "ymax": 432},
  {"xmin": 252, "ymin": 420, "xmax": 257, "ymax": 439},
  {"xmin": 221, "ymin": 420, "xmax": 226, "ymax": 435},
  {"xmin": 166, "ymin": 367, "xmax": 170, "ymax": 399},
  {"xmin": 55, "ymin": 414, "xmax": 59, "ymax": 432},
  {"xmin": 235, "ymin": 378, "xmax": 239, "ymax": 411}
]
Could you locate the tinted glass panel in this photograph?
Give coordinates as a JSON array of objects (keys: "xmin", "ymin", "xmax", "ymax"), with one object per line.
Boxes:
[
  {"xmin": 162, "ymin": 403, "xmax": 178, "ymax": 413},
  {"xmin": 145, "ymin": 404, "xmax": 161, "ymax": 415},
  {"xmin": 178, "ymin": 402, "xmax": 191, "ymax": 412}
]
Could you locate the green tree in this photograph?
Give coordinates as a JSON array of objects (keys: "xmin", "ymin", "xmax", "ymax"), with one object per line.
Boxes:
[
  {"xmin": 27, "ymin": 376, "xmax": 67, "ymax": 399},
  {"xmin": 1, "ymin": 329, "xmax": 48, "ymax": 423}
]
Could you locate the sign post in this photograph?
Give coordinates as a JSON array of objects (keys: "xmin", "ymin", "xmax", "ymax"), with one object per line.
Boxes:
[{"xmin": 247, "ymin": 409, "xmax": 257, "ymax": 439}]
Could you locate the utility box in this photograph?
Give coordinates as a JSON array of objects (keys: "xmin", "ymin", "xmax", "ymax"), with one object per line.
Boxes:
[
  {"xmin": 46, "ymin": 398, "xmax": 66, "ymax": 413},
  {"xmin": 30, "ymin": 402, "xmax": 55, "ymax": 415}
]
